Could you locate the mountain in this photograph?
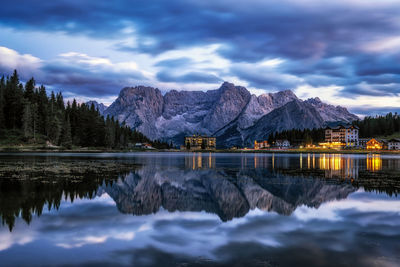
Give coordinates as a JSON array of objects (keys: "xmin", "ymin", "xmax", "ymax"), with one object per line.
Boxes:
[
  {"xmin": 102, "ymin": 166, "xmax": 356, "ymax": 220},
  {"xmin": 86, "ymin": 101, "xmax": 107, "ymax": 115},
  {"xmin": 305, "ymin": 97, "xmax": 358, "ymax": 123},
  {"xmin": 103, "ymin": 82, "xmax": 358, "ymax": 147},
  {"xmin": 104, "ymin": 86, "xmax": 164, "ymax": 139},
  {"xmin": 241, "ymin": 99, "xmax": 325, "ymax": 146},
  {"xmin": 214, "ymin": 91, "xmax": 299, "ymax": 147},
  {"xmin": 104, "ymin": 82, "xmax": 252, "ymax": 144}
]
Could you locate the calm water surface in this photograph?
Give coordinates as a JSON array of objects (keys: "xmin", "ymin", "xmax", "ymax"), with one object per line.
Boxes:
[{"xmin": 0, "ymin": 152, "xmax": 399, "ymax": 266}]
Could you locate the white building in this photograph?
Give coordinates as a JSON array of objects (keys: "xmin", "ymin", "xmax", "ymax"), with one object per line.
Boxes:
[
  {"xmin": 275, "ymin": 139, "xmax": 290, "ymax": 148},
  {"xmin": 388, "ymin": 138, "xmax": 400, "ymax": 150},
  {"xmin": 324, "ymin": 125, "xmax": 359, "ymax": 147}
]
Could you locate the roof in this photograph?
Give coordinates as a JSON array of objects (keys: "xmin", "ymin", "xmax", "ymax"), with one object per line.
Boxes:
[
  {"xmin": 325, "ymin": 124, "xmax": 359, "ymax": 130},
  {"xmin": 367, "ymin": 138, "xmax": 388, "ymax": 143},
  {"xmin": 388, "ymin": 138, "xmax": 400, "ymax": 142},
  {"xmin": 185, "ymin": 135, "xmax": 215, "ymax": 138}
]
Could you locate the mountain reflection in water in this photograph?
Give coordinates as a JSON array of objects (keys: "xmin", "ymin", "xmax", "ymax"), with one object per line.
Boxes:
[
  {"xmin": 0, "ymin": 152, "xmax": 399, "ymax": 267},
  {"xmin": 0, "ymin": 153, "xmax": 399, "ymax": 230}
]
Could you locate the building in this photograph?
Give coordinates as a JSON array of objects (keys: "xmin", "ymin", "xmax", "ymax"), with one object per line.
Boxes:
[
  {"xmin": 275, "ymin": 139, "xmax": 290, "ymax": 148},
  {"xmin": 358, "ymin": 138, "xmax": 369, "ymax": 149},
  {"xmin": 133, "ymin": 143, "xmax": 154, "ymax": 149},
  {"xmin": 184, "ymin": 135, "xmax": 216, "ymax": 150},
  {"xmin": 388, "ymin": 138, "xmax": 400, "ymax": 150},
  {"xmin": 324, "ymin": 125, "xmax": 359, "ymax": 147},
  {"xmin": 254, "ymin": 140, "xmax": 270, "ymax": 150},
  {"xmin": 366, "ymin": 138, "xmax": 387, "ymax": 150}
]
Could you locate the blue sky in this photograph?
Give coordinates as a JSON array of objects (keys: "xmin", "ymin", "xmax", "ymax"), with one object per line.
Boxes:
[{"xmin": 1, "ymin": 0, "xmax": 400, "ymax": 115}]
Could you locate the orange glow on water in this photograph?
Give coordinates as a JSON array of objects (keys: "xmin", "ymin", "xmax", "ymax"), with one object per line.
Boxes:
[{"xmin": 366, "ymin": 154, "xmax": 382, "ymax": 172}]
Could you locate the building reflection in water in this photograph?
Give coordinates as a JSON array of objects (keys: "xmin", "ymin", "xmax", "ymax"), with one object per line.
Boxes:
[
  {"xmin": 366, "ymin": 154, "xmax": 382, "ymax": 172},
  {"xmin": 319, "ymin": 154, "xmax": 359, "ymax": 179},
  {"xmin": 185, "ymin": 153, "xmax": 216, "ymax": 169},
  {"xmin": 184, "ymin": 152, "xmax": 387, "ymax": 179}
]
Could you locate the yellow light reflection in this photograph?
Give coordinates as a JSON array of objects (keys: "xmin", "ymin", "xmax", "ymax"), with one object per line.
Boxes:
[{"xmin": 366, "ymin": 154, "xmax": 382, "ymax": 172}]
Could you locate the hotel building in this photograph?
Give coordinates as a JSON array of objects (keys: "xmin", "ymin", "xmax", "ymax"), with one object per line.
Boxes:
[
  {"xmin": 324, "ymin": 125, "xmax": 359, "ymax": 147},
  {"xmin": 184, "ymin": 135, "xmax": 216, "ymax": 150}
]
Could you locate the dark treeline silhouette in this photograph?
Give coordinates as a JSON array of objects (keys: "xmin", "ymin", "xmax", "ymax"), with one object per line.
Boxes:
[
  {"xmin": 268, "ymin": 113, "xmax": 400, "ymax": 145},
  {"xmin": 0, "ymin": 167, "xmax": 131, "ymax": 232},
  {"xmin": 268, "ymin": 128, "xmax": 325, "ymax": 145},
  {"xmin": 352, "ymin": 113, "xmax": 400, "ymax": 138},
  {"xmin": 0, "ymin": 70, "xmax": 171, "ymax": 149}
]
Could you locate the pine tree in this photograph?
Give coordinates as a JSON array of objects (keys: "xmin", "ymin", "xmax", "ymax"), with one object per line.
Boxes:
[
  {"xmin": 48, "ymin": 111, "xmax": 62, "ymax": 145},
  {"xmin": 60, "ymin": 115, "xmax": 72, "ymax": 148},
  {"xmin": 24, "ymin": 77, "xmax": 35, "ymax": 102},
  {"xmin": 37, "ymin": 85, "xmax": 48, "ymax": 135},
  {"xmin": 22, "ymin": 102, "xmax": 33, "ymax": 139},
  {"xmin": 105, "ymin": 116, "xmax": 116, "ymax": 148},
  {"xmin": 4, "ymin": 70, "xmax": 24, "ymax": 129}
]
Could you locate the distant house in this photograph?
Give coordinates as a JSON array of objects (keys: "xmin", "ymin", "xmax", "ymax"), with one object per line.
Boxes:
[
  {"xmin": 184, "ymin": 135, "xmax": 216, "ymax": 150},
  {"xmin": 133, "ymin": 143, "xmax": 154, "ymax": 149},
  {"xmin": 358, "ymin": 138, "xmax": 370, "ymax": 149},
  {"xmin": 324, "ymin": 125, "xmax": 359, "ymax": 147},
  {"xmin": 254, "ymin": 140, "xmax": 270, "ymax": 150},
  {"xmin": 275, "ymin": 139, "xmax": 290, "ymax": 148},
  {"xmin": 366, "ymin": 138, "xmax": 387, "ymax": 150},
  {"xmin": 388, "ymin": 138, "xmax": 400, "ymax": 150}
]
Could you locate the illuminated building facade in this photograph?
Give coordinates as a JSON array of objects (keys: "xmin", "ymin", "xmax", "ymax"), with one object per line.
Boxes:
[
  {"xmin": 184, "ymin": 135, "xmax": 216, "ymax": 150},
  {"xmin": 254, "ymin": 140, "xmax": 270, "ymax": 149},
  {"xmin": 324, "ymin": 125, "xmax": 359, "ymax": 147},
  {"xmin": 366, "ymin": 138, "xmax": 387, "ymax": 150}
]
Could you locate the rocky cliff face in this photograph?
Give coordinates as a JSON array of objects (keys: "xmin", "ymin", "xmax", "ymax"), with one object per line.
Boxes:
[
  {"xmin": 305, "ymin": 97, "xmax": 358, "ymax": 123},
  {"xmin": 102, "ymin": 82, "xmax": 358, "ymax": 147},
  {"xmin": 241, "ymin": 99, "xmax": 326, "ymax": 146},
  {"xmin": 105, "ymin": 86, "xmax": 164, "ymax": 139}
]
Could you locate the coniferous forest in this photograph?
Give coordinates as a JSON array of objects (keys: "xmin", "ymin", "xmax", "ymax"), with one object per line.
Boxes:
[{"xmin": 0, "ymin": 70, "xmax": 171, "ymax": 149}]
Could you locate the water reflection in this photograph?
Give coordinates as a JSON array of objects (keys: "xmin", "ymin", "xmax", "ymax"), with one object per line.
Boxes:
[
  {"xmin": 0, "ymin": 153, "xmax": 399, "ymax": 266},
  {"xmin": 185, "ymin": 152, "xmax": 216, "ymax": 169},
  {"xmin": 1, "ymin": 152, "xmax": 399, "ymax": 232},
  {"xmin": 366, "ymin": 154, "xmax": 382, "ymax": 171}
]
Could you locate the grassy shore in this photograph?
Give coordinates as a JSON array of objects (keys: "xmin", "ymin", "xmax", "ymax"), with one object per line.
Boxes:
[{"xmin": 2, "ymin": 145, "xmax": 400, "ymax": 154}]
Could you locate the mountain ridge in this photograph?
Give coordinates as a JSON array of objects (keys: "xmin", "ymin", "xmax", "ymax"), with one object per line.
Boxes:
[{"xmin": 96, "ymin": 82, "xmax": 358, "ymax": 147}]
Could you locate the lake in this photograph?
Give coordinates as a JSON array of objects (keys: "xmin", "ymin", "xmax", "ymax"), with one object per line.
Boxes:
[{"xmin": 0, "ymin": 152, "xmax": 399, "ymax": 266}]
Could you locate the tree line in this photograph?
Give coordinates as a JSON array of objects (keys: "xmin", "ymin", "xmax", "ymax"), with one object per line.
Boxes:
[
  {"xmin": 267, "ymin": 128, "xmax": 325, "ymax": 145},
  {"xmin": 352, "ymin": 113, "xmax": 400, "ymax": 138},
  {"xmin": 0, "ymin": 70, "xmax": 171, "ymax": 149}
]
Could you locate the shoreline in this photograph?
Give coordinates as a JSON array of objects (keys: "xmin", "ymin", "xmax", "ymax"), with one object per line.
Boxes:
[{"xmin": 1, "ymin": 147, "xmax": 400, "ymax": 154}]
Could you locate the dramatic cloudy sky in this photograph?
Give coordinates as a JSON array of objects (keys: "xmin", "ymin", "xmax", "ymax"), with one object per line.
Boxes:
[{"xmin": 1, "ymin": 0, "xmax": 400, "ymax": 115}]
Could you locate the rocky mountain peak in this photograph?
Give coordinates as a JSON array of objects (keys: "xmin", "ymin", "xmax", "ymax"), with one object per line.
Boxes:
[
  {"xmin": 304, "ymin": 97, "xmax": 358, "ymax": 123},
  {"xmin": 102, "ymin": 81, "xmax": 358, "ymax": 146}
]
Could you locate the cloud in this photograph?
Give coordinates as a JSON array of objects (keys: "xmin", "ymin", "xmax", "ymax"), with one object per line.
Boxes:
[
  {"xmin": 156, "ymin": 70, "xmax": 222, "ymax": 84},
  {"xmin": 155, "ymin": 57, "xmax": 193, "ymax": 68},
  {"xmin": 230, "ymin": 63, "xmax": 304, "ymax": 89},
  {"xmin": 0, "ymin": 46, "xmax": 42, "ymax": 79},
  {"xmin": 0, "ymin": 46, "xmax": 150, "ymax": 97},
  {"xmin": 1, "ymin": 1, "xmax": 400, "ymax": 113}
]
